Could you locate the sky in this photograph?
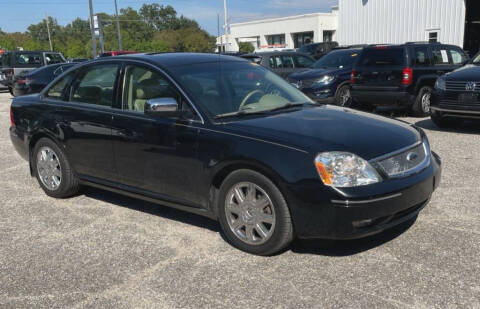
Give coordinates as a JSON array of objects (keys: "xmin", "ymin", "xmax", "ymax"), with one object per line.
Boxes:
[{"xmin": 0, "ymin": 0, "xmax": 338, "ymax": 36}]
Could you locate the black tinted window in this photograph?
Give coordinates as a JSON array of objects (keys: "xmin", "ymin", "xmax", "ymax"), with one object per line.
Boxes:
[
  {"xmin": 314, "ymin": 50, "xmax": 360, "ymax": 68},
  {"xmin": 46, "ymin": 73, "xmax": 74, "ymax": 100},
  {"xmin": 360, "ymin": 48, "xmax": 405, "ymax": 66},
  {"xmin": 45, "ymin": 53, "xmax": 65, "ymax": 65},
  {"xmin": 414, "ymin": 46, "xmax": 430, "ymax": 66},
  {"xmin": 432, "ymin": 47, "xmax": 450, "ymax": 65},
  {"xmin": 15, "ymin": 53, "xmax": 42, "ymax": 65},
  {"xmin": 296, "ymin": 55, "xmax": 315, "ymax": 68},
  {"xmin": 70, "ymin": 64, "xmax": 119, "ymax": 107}
]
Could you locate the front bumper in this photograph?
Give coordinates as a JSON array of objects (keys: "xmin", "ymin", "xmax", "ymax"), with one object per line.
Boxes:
[
  {"xmin": 431, "ymin": 91, "xmax": 480, "ymax": 119},
  {"xmin": 288, "ymin": 151, "xmax": 442, "ymax": 239}
]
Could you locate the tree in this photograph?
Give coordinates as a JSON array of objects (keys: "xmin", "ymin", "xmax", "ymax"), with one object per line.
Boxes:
[{"xmin": 238, "ymin": 42, "xmax": 255, "ymax": 53}]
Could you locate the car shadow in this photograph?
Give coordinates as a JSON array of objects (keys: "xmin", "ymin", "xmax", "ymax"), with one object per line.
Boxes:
[
  {"xmin": 82, "ymin": 186, "xmax": 220, "ymax": 233},
  {"xmin": 415, "ymin": 118, "xmax": 480, "ymax": 134},
  {"xmin": 290, "ymin": 217, "xmax": 417, "ymax": 256},
  {"xmin": 81, "ymin": 187, "xmax": 417, "ymax": 257}
]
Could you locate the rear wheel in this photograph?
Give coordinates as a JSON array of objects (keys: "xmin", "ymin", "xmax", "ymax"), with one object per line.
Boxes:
[
  {"xmin": 33, "ymin": 138, "xmax": 80, "ymax": 198},
  {"xmin": 217, "ymin": 169, "xmax": 294, "ymax": 255},
  {"xmin": 334, "ymin": 84, "xmax": 352, "ymax": 107},
  {"xmin": 430, "ymin": 110, "xmax": 463, "ymax": 128},
  {"xmin": 412, "ymin": 86, "xmax": 432, "ymax": 117}
]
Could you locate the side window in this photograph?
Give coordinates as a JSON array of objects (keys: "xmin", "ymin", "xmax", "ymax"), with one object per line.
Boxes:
[
  {"xmin": 46, "ymin": 73, "xmax": 74, "ymax": 100},
  {"xmin": 449, "ymin": 48, "xmax": 466, "ymax": 65},
  {"xmin": 432, "ymin": 47, "xmax": 450, "ymax": 65},
  {"xmin": 268, "ymin": 57, "xmax": 276, "ymax": 68},
  {"xmin": 274, "ymin": 56, "xmax": 283, "ymax": 68},
  {"xmin": 296, "ymin": 55, "xmax": 314, "ymax": 68},
  {"xmin": 414, "ymin": 46, "xmax": 430, "ymax": 66},
  {"xmin": 70, "ymin": 64, "xmax": 119, "ymax": 107},
  {"xmin": 122, "ymin": 65, "xmax": 187, "ymax": 114},
  {"xmin": 281, "ymin": 55, "xmax": 294, "ymax": 68}
]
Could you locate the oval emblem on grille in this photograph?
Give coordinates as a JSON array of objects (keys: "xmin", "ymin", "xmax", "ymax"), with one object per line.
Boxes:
[
  {"xmin": 406, "ymin": 152, "xmax": 418, "ymax": 161},
  {"xmin": 465, "ymin": 82, "xmax": 477, "ymax": 92}
]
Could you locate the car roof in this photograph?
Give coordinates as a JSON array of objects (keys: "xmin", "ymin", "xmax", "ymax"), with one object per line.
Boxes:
[{"xmin": 108, "ymin": 52, "xmax": 247, "ymax": 68}]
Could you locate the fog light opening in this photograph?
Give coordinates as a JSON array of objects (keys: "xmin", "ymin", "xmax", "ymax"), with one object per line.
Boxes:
[{"xmin": 352, "ymin": 219, "xmax": 374, "ymax": 228}]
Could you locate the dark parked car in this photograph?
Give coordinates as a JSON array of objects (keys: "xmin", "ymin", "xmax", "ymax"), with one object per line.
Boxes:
[
  {"xmin": 298, "ymin": 41, "xmax": 339, "ymax": 60},
  {"xmin": 13, "ymin": 62, "xmax": 77, "ymax": 96},
  {"xmin": 241, "ymin": 51, "xmax": 315, "ymax": 79},
  {"xmin": 10, "ymin": 53, "xmax": 441, "ymax": 255},
  {"xmin": 288, "ymin": 48, "xmax": 362, "ymax": 105},
  {"xmin": 351, "ymin": 42, "xmax": 468, "ymax": 116},
  {"xmin": 430, "ymin": 52, "xmax": 480, "ymax": 127},
  {"xmin": 0, "ymin": 50, "xmax": 66, "ymax": 95}
]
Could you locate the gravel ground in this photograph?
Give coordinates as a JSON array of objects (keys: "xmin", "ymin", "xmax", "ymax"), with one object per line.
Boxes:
[{"xmin": 0, "ymin": 91, "xmax": 479, "ymax": 308}]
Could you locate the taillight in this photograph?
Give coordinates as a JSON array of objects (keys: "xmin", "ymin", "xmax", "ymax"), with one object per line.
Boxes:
[
  {"xmin": 16, "ymin": 79, "xmax": 26, "ymax": 85},
  {"xmin": 10, "ymin": 106, "xmax": 15, "ymax": 127},
  {"xmin": 402, "ymin": 67, "xmax": 413, "ymax": 85},
  {"xmin": 350, "ymin": 70, "xmax": 355, "ymax": 84}
]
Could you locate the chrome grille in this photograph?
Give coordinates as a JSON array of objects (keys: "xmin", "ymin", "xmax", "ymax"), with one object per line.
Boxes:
[
  {"xmin": 446, "ymin": 81, "xmax": 480, "ymax": 92},
  {"xmin": 374, "ymin": 141, "xmax": 430, "ymax": 178}
]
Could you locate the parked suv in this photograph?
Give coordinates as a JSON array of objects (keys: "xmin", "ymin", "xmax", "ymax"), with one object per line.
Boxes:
[
  {"xmin": 241, "ymin": 51, "xmax": 315, "ymax": 79},
  {"xmin": 430, "ymin": 52, "xmax": 480, "ymax": 127},
  {"xmin": 298, "ymin": 41, "xmax": 339, "ymax": 60},
  {"xmin": 0, "ymin": 51, "xmax": 66, "ymax": 95},
  {"xmin": 351, "ymin": 42, "xmax": 468, "ymax": 116},
  {"xmin": 288, "ymin": 48, "xmax": 362, "ymax": 105}
]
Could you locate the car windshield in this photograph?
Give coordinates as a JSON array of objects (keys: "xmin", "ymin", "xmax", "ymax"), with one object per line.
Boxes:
[
  {"xmin": 45, "ymin": 53, "xmax": 65, "ymax": 65},
  {"xmin": 171, "ymin": 61, "xmax": 312, "ymax": 119},
  {"xmin": 313, "ymin": 50, "xmax": 360, "ymax": 69},
  {"xmin": 299, "ymin": 44, "xmax": 317, "ymax": 54}
]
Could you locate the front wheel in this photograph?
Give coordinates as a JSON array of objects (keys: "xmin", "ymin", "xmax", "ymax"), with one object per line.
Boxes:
[
  {"xmin": 334, "ymin": 84, "xmax": 352, "ymax": 107},
  {"xmin": 412, "ymin": 86, "xmax": 432, "ymax": 117},
  {"xmin": 217, "ymin": 169, "xmax": 294, "ymax": 255},
  {"xmin": 33, "ymin": 138, "xmax": 80, "ymax": 198}
]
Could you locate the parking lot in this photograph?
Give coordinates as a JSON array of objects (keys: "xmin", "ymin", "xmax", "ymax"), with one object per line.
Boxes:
[{"xmin": 0, "ymin": 90, "xmax": 479, "ymax": 308}]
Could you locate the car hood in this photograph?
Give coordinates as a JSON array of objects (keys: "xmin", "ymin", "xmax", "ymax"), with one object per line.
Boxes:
[
  {"xmin": 289, "ymin": 67, "xmax": 346, "ymax": 81},
  {"xmin": 445, "ymin": 64, "xmax": 480, "ymax": 81},
  {"xmin": 221, "ymin": 106, "xmax": 421, "ymax": 160}
]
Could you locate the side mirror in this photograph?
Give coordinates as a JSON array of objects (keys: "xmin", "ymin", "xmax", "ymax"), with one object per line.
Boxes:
[{"xmin": 144, "ymin": 97, "xmax": 186, "ymax": 118}]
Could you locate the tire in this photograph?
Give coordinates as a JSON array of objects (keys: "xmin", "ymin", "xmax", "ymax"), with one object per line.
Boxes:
[
  {"xmin": 430, "ymin": 111, "xmax": 463, "ymax": 128},
  {"xmin": 32, "ymin": 138, "xmax": 80, "ymax": 198},
  {"xmin": 412, "ymin": 86, "xmax": 432, "ymax": 117},
  {"xmin": 334, "ymin": 84, "xmax": 352, "ymax": 107},
  {"xmin": 8, "ymin": 87, "xmax": 13, "ymax": 96},
  {"xmin": 217, "ymin": 169, "xmax": 294, "ymax": 255}
]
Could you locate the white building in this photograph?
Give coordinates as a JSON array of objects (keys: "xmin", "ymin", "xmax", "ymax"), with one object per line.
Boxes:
[
  {"xmin": 337, "ymin": 0, "xmax": 478, "ymax": 54},
  {"xmin": 218, "ymin": 0, "xmax": 480, "ymax": 55},
  {"xmin": 217, "ymin": 9, "xmax": 338, "ymax": 52}
]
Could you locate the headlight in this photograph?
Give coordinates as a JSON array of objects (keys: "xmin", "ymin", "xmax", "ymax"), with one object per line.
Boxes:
[
  {"xmin": 435, "ymin": 77, "xmax": 446, "ymax": 91},
  {"xmin": 314, "ymin": 152, "xmax": 381, "ymax": 187},
  {"xmin": 315, "ymin": 75, "xmax": 335, "ymax": 85}
]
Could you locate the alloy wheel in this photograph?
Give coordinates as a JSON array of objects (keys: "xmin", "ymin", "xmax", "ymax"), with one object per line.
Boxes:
[
  {"xmin": 225, "ymin": 182, "xmax": 276, "ymax": 245},
  {"xmin": 421, "ymin": 91, "xmax": 431, "ymax": 113},
  {"xmin": 36, "ymin": 146, "xmax": 62, "ymax": 191}
]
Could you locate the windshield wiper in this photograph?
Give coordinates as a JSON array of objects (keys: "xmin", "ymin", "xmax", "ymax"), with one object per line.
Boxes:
[
  {"xmin": 214, "ymin": 108, "xmax": 268, "ymax": 120},
  {"xmin": 265, "ymin": 102, "xmax": 318, "ymax": 113}
]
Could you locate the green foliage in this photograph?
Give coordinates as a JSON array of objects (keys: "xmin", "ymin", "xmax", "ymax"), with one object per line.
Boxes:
[
  {"xmin": 0, "ymin": 4, "xmax": 215, "ymax": 58},
  {"xmin": 238, "ymin": 42, "xmax": 255, "ymax": 53}
]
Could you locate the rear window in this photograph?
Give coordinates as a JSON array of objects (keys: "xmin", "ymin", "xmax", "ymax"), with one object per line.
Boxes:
[
  {"xmin": 15, "ymin": 53, "xmax": 42, "ymax": 66},
  {"xmin": 359, "ymin": 48, "xmax": 405, "ymax": 67}
]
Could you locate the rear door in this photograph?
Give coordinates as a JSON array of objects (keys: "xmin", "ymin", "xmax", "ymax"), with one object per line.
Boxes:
[
  {"xmin": 60, "ymin": 62, "xmax": 120, "ymax": 181},
  {"xmin": 431, "ymin": 45, "xmax": 458, "ymax": 76},
  {"xmin": 354, "ymin": 47, "xmax": 406, "ymax": 91},
  {"xmin": 271, "ymin": 55, "xmax": 296, "ymax": 78}
]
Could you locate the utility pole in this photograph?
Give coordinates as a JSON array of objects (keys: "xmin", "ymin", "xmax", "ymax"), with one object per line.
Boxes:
[
  {"xmin": 223, "ymin": 0, "xmax": 228, "ymax": 52},
  {"xmin": 45, "ymin": 13, "xmax": 53, "ymax": 51},
  {"xmin": 114, "ymin": 0, "xmax": 122, "ymax": 50},
  {"xmin": 89, "ymin": 0, "xmax": 97, "ymax": 58},
  {"xmin": 217, "ymin": 13, "xmax": 220, "ymax": 52}
]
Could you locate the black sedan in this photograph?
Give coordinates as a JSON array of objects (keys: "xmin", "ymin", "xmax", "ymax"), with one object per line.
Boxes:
[
  {"xmin": 431, "ymin": 54, "xmax": 480, "ymax": 127},
  {"xmin": 10, "ymin": 53, "xmax": 441, "ymax": 255},
  {"xmin": 13, "ymin": 63, "xmax": 77, "ymax": 96}
]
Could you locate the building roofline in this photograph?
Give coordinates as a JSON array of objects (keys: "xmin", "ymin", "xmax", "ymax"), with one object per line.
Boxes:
[{"xmin": 230, "ymin": 12, "xmax": 336, "ymax": 27}]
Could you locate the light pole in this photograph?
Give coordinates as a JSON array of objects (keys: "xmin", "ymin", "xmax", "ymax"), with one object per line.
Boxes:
[
  {"xmin": 114, "ymin": 0, "xmax": 122, "ymax": 50},
  {"xmin": 89, "ymin": 0, "xmax": 97, "ymax": 58},
  {"xmin": 223, "ymin": 0, "xmax": 228, "ymax": 52}
]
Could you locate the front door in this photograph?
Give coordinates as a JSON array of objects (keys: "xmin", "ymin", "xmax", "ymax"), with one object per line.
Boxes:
[{"xmin": 111, "ymin": 62, "xmax": 203, "ymax": 208}]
